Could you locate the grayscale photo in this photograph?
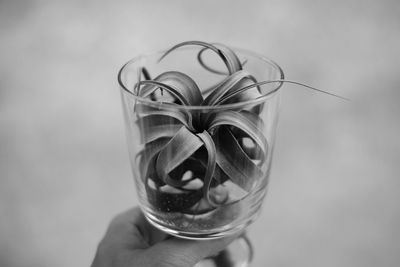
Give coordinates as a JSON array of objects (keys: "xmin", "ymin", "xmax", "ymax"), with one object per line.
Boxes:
[{"xmin": 0, "ymin": 1, "xmax": 399, "ymax": 266}]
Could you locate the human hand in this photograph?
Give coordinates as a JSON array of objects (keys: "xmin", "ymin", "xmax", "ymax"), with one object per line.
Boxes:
[{"xmin": 91, "ymin": 207, "xmax": 240, "ymax": 267}]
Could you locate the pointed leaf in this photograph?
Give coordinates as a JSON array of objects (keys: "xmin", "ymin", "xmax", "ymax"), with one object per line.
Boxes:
[
  {"xmin": 138, "ymin": 71, "xmax": 203, "ymax": 105},
  {"xmin": 217, "ymin": 76, "xmax": 262, "ymax": 105},
  {"xmin": 208, "ymin": 110, "xmax": 268, "ymax": 157},
  {"xmin": 230, "ymin": 110, "xmax": 266, "ymax": 161},
  {"xmin": 156, "ymin": 71, "xmax": 203, "ymax": 105},
  {"xmin": 139, "ymin": 71, "xmax": 203, "ymax": 105},
  {"xmin": 192, "ymin": 148, "xmax": 230, "ymax": 186},
  {"xmin": 219, "ymin": 80, "xmax": 350, "ymax": 102},
  {"xmin": 213, "ymin": 127, "xmax": 263, "ymax": 191},
  {"xmin": 156, "ymin": 126, "xmax": 204, "ymax": 187},
  {"xmin": 141, "ymin": 67, "xmax": 151, "ymax": 80},
  {"xmin": 137, "ymin": 137, "xmax": 170, "ymax": 183},
  {"xmin": 159, "ymin": 41, "xmax": 242, "ymax": 75},
  {"xmin": 197, "ymin": 47, "xmax": 248, "ymax": 76},
  {"xmin": 135, "ymin": 103, "xmax": 194, "ymax": 131},
  {"xmin": 136, "ymin": 115, "xmax": 183, "ymax": 143},
  {"xmin": 202, "ymin": 70, "xmax": 253, "ymax": 106},
  {"xmin": 196, "ymin": 131, "xmax": 218, "ymax": 207},
  {"xmin": 213, "ymin": 43, "xmax": 242, "ymax": 74}
]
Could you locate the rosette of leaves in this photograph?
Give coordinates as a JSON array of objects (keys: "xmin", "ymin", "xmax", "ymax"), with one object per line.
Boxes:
[{"xmin": 133, "ymin": 41, "xmax": 346, "ymax": 215}]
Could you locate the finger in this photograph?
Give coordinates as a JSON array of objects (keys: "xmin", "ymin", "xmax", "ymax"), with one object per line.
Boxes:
[
  {"xmin": 143, "ymin": 233, "xmax": 242, "ymax": 267},
  {"xmin": 105, "ymin": 207, "xmax": 168, "ymax": 248}
]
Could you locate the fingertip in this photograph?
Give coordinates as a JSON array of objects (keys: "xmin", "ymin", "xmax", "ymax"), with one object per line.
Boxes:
[{"xmin": 146, "ymin": 232, "xmax": 244, "ymax": 267}]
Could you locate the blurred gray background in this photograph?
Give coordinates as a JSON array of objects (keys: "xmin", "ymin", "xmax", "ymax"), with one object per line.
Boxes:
[{"xmin": 0, "ymin": 0, "xmax": 399, "ymax": 266}]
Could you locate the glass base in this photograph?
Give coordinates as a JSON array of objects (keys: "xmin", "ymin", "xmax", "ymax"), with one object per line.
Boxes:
[
  {"xmin": 194, "ymin": 235, "xmax": 253, "ymax": 267},
  {"xmin": 144, "ymin": 211, "xmax": 255, "ymax": 266},
  {"xmin": 143, "ymin": 207, "xmax": 261, "ymax": 240}
]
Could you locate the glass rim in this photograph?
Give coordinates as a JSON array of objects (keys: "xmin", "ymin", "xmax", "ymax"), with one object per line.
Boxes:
[{"xmin": 117, "ymin": 47, "xmax": 285, "ymax": 111}]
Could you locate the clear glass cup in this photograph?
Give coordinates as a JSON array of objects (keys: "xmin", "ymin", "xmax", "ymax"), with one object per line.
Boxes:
[{"xmin": 118, "ymin": 46, "xmax": 283, "ymax": 265}]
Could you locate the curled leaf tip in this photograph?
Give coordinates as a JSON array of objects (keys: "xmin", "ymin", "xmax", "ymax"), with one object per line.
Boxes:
[{"xmin": 159, "ymin": 41, "xmax": 242, "ymax": 75}]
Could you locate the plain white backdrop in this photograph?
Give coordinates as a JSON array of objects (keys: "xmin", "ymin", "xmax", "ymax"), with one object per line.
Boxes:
[{"xmin": 1, "ymin": 0, "xmax": 399, "ymax": 266}]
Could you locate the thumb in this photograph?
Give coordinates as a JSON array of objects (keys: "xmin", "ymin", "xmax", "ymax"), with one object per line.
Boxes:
[{"xmin": 142, "ymin": 233, "xmax": 241, "ymax": 267}]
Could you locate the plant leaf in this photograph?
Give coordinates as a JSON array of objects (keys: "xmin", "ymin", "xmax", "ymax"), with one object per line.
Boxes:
[
  {"xmin": 157, "ymin": 71, "xmax": 203, "ymax": 105},
  {"xmin": 213, "ymin": 127, "xmax": 263, "ymax": 191},
  {"xmin": 143, "ymin": 142, "xmax": 204, "ymax": 213},
  {"xmin": 219, "ymin": 80, "xmax": 350, "ymax": 103},
  {"xmin": 129, "ymin": 40, "xmax": 350, "ymax": 216},
  {"xmin": 197, "ymin": 47, "xmax": 248, "ymax": 76},
  {"xmin": 159, "ymin": 41, "xmax": 242, "ymax": 75},
  {"xmin": 135, "ymin": 103, "xmax": 195, "ymax": 131},
  {"xmin": 196, "ymin": 131, "xmax": 218, "ymax": 206},
  {"xmin": 213, "ymin": 42, "xmax": 242, "ymax": 74},
  {"xmin": 192, "ymin": 148, "xmax": 231, "ymax": 186},
  {"xmin": 138, "ymin": 71, "xmax": 203, "ymax": 105},
  {"xmin": 156, "ymin": 126, "xmax": 204, "ymax": 187},
  {"xmin": 136, "ymin": 115, "xmax": 183, "ymax": 144},
  {"xmin": 202, "ymin": 70, "xmax": 253, "ymax": 106},
  {"xmin": 218, "ymin": 76, "xmax": 261, "ymax": 105},
  {"xmin": 208, "ymin": 110, "xmax": 268, "ymax": 157},
  {"xmin": 237, "ymin": 110, "xmax": 266, "ymax": 129},
  {"xmin": 141, "ymin": 67, "xmax": 151, "ymax": 80},
  {"xmin": 137, "ymin": 137, "xmax": 170, "ymax": 184},
  {"xmin": 230, "ymin": 110, "xmax": 266, "ymax": 161}
]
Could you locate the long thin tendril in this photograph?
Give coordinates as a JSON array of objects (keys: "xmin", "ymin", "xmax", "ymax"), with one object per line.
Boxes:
[{"xmin": 219, "ymin": 79, "xmax": 350, "ymax": 103}]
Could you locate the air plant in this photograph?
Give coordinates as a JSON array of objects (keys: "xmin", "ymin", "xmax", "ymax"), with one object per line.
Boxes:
[{"xmin": 133, "ymin": 41, "xmax": 346, "ymax": 216}]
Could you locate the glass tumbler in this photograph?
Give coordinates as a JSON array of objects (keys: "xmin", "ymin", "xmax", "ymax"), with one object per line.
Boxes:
[{"xmin": 118, "ymin": 46, "xmax": 283, "ymax": 264}]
